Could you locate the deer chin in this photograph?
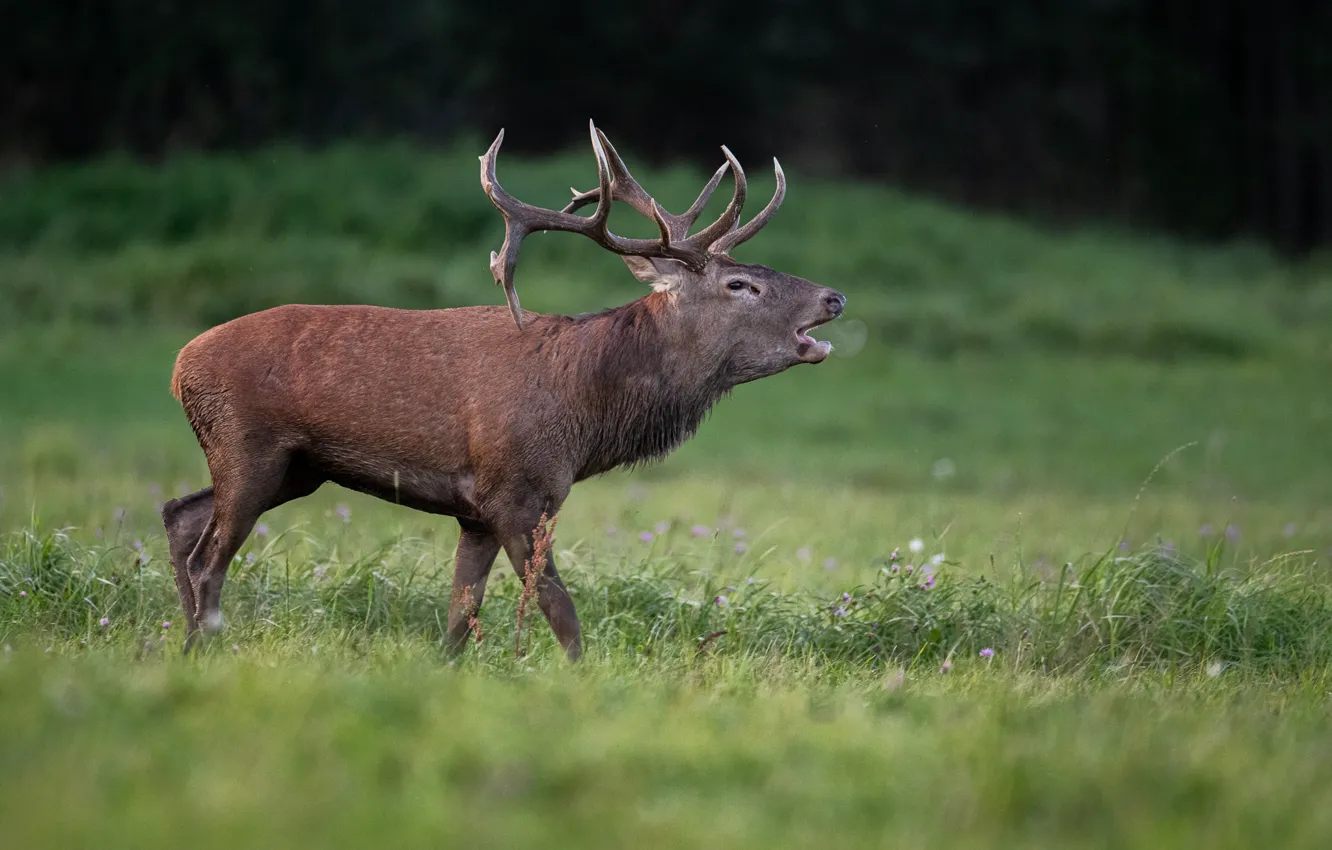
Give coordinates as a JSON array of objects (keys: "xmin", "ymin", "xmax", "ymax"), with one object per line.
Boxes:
[{"xmin": 795, "ymin": 324, "xmax": 833, "ymax": 363}]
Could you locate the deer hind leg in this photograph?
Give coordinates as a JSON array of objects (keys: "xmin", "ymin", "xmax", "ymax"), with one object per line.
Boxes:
[
  {"xmin": 497, "ymin": 512, "xmax": 582, "ymax": 662},
  {"xmin": 183, "ymin": 449, "xmax": 322, "ymax": 649},
  {"xmin": 445, "ymin": 519, "xmax": 503, "ymax": 656},
  {"xmin": 161, "ymin": 486, "xmax": 215, "ymax": 639}
]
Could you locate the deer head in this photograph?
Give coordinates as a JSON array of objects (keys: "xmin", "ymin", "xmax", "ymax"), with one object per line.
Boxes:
[{"xmin": 479, "ymin": 120, "xmax": 845, "ymax": 384}]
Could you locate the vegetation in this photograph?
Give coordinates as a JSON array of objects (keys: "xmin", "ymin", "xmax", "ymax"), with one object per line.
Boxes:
[{"xmin": 1, "ymin": 145, "xmax": 1331, "ymax": 847}]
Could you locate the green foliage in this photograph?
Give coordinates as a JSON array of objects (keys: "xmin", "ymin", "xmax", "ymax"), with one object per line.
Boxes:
[
  {"xmin": 5, "ymin": 526, "xmax": 1329, "ymax": 678},
  {"xmin": 3, "ymin": 144, "xmax": 1331, "ymax": 363}
]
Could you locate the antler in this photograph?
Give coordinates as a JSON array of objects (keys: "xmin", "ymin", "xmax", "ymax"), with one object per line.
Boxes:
[{"xmin": 479, "ymin": 119, "xmax": 786, "ymax": 329}]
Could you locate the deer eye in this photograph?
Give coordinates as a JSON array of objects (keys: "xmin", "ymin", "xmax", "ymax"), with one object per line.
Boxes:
[{"xmin": 726, "ymin": 279, "xmax": 746, "ymax": 292}]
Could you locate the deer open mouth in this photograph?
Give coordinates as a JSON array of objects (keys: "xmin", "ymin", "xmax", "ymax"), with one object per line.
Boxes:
[{"xmin": 795, "ymin": 318, "xmax": 835, "ymax": 362}]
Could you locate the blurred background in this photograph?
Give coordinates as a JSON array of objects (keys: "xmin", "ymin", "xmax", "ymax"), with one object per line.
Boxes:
[
  {"xmin": 1, "ymin": 0, "xmax": 1330, "ymax": 567},
  {"xmin": 6, "ymin": 0, "xmax": 1332, "ymax": 252}
]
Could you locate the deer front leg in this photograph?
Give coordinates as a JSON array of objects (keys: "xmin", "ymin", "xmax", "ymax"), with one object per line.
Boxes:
[
  {"xmin": 446, "ymin": 520, "xmax": 502, "ymax": 656},
  {"xmin": 497, "ymin": 511, "xmax": 582, "ymax": 662}
]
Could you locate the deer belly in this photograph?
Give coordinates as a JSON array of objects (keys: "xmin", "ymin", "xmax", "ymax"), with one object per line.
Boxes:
[{"xmin": 310, "ymin": 445, "xmax": 481, "ymax": 520}]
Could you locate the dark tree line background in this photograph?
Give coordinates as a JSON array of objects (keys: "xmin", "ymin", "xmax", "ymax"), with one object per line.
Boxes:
[{"xmin": 4, "ymin": 0, "xmax": 1331, "ymax": 254}]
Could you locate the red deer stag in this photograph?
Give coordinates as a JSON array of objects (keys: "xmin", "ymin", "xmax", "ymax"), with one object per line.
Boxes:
[{"xmin": 161, "ymin": 120, "xmax": 845, "ymax": 660}]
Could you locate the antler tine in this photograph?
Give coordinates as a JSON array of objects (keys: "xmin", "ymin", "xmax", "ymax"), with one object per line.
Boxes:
[
  {"xmin": 480, "ymin": 120, "xmax": 680, "ymax": 329},
  {"xmin": 479, "ymin": 124, "xmax": 615, "ymax": 329},
  {"xmin": 709, "ymin": 157, "xmax": 787, "ymax": 256},
  {"xmin": 680, "ymin": 161, "xmax": 733, "ymax": 228},
  {"xmin": 678, "ymin": 145, "xmax": 747, "ymax": 252}
]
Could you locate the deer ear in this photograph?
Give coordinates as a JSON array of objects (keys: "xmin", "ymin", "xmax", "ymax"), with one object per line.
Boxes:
[{"xmin": 622, "ymin": 256, "xmax": 689, "ymax": 293}]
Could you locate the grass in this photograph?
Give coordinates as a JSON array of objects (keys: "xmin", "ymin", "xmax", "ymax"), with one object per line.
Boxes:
[{"xmin": 2, "ymin": 141, "xmax": 1332, "ymax": 847}]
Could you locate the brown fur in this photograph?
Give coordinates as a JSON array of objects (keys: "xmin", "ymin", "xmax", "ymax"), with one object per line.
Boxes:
[{"xmin": 161, "ymin": 129, "xmax": 845, "ymax": 660}]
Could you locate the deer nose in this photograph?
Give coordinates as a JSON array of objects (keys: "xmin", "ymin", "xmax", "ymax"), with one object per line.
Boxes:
[{"xmin": 824, "ymin": 290, "xmax": 846, "ymax": 316}]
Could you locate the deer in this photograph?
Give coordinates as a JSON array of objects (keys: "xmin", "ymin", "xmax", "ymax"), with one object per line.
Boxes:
[{"xmin": 160, "ymin": 120, "xmax": 846, "ymax": 661}]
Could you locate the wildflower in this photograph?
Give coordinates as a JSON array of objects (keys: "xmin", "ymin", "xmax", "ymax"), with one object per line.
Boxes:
[
  {"xmin": 255, "ymin": 523, "xmax": 270, "ymax": 537},
  {"xmin": 19, "ymin": 591, "xmax": 26, "ymax": 599},
  {"xmin": 908, "ymin": 538, "xmax": 924, "ymax": 554},
  {"xmin": 734, "ymin": 542, "xmax": 747, "ymax": 554},
  {"xmin": 833, "ymin": 606, "xmax": 847, "ymax": 618},
  {"xmin": 1225, "ymin": 524, "xmax": 1240, "ymax": 543},
  {"xmin": 654, "ymin": 521, "xmax": 669, "ymax": 535},
  {"xmin": 732, "ymin": 528, "xmax": 746, "ymax": 539},
  {"xmin": 823, "ymin": 557, "xmax": 837, "ymax": 570},
  {"xmin": 639, "ymin": 531, "xmax": 655, "ymax": 543},
  {"xmin": 1283, "ymin": 523, "xmax": 1299, "ymax": 538},
  {"xmin": 1199, "ymin": 523, "xmax": 1214, "ymax": 537},
  {"xmin": 162, "ymin": 621, "xmax": 171, "ymax": 630},
  {"xmin": 889, "ymin": 547, "xmax": 900, "ymax": 562},
  {"xmin": 904, "ymin": 564, "xmax": 914, "ymax": 574},
  {"xmin": 313, "ymin": 565, "xmax": 326, "ymax": 580},
  {"xmin": 336, "ymin": 504, "xmax": 351, "ymax": 522},
  {"xmin": 747, "ymin": 577, "xmax": 755, "ymax": 585},
  {"xmin": 890, "ymin": 563, "xmax": 900, "ymax": 573},
  {"xmin": 929, "ymin": 553, "xmax": 945, "ymax": 566},
  {"xmin": 979, "ymin": 647, "xmax": 995, "ymax": 658},
  {"xmin": 939, "ymin": 658, "xmax": 953, "ymax": 674},
  {"xmin": 245, "ymin": 552, "xmax": 256, "ymax": 565},
  {"xmin": 796, "ymin": 546, "xmax": 811, "ymax": 562},
  {"xmin": 133, "ymin": 539, "xmax": 143, "ymax": 551},
  {"xmin": 842, "ymin": 592, "xmax": 851, "ymax": 602},
  {"xmin": 1206, "ymin": 660, "xmax": 1225, "ymax": 678},
  {"xmin": 690, "ymin": 524, "xmax": 711, "ymax": 538},
  {"xmin": 1118, "ymin": 540, "xmax": 1130, "ymax": 552},
  {"xmin": 715, "ymin": 595, "xmax": 728, "ymax": 606},
  {"xmin": 99, "ymin": 617, "xmax": 110, "ymax": 628},
  {"xmin": 923, "ymin": 574, "xmax": 935, "ymax": 590}
]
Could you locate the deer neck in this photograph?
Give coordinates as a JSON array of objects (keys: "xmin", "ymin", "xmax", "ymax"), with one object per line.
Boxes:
[{"xmin": 563, "ymin": 293, "xmax": 731, "ymax": 479}]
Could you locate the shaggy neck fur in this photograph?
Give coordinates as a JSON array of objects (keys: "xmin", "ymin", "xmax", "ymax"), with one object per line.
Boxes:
[{"xmin": 559, "ymin": 293, "xmax": 732, "ymax": 480}]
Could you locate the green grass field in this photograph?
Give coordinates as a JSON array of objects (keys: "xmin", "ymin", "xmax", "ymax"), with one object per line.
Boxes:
[{"xmin": 2, "ymin": 142, "xmax": 1332, "ymax": 848}]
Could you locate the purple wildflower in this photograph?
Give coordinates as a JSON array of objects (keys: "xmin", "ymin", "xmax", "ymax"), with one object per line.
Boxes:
[
  {"xmin": 162, "ymin": 620, "xmax": 171, "ymax": 630},
  {"xmin": 732, "ymin": 528, "xmax": 746, "ymax": 539},
  {"xmin": 133, "ymin": 539, "xmax": 143, "ymax": 551},
  {"xmin": 889, "ymin": 547, "xmax": 900, "ymax": 562},
  {"xmin": 842, "ymin": 592, "xmax": 851, "ymax": 602},
  {"xmin": 979, "ymin": 647, "xmax": 995, "ymax": 658},
  {"xmin": 690, "ymin": 524, "xmax": 711, "ymax": 537},
  {"xmin": 940, "ymin": 658, "xmax": 953, "ymax": 674},
  {"xmin": 1199, "ymin": 523, "xmax": 1214, "ymax": 537},
  {"xmin": 823, "ymin": 557, "xmax": 837, "ymax": 570},
  {"xmin": 796, "ymin": 546, "xmax": 812, "ymax": 562},
  {"xmin": 336, "ymin": 504, "xmax": 351, "ymax": 523},
  {"xmin": 639, "ymin": 531, "xmax": 655, "ymax": 543},
  {"xmin": 715, "ymin": 595, "xmax": 728, "ymax": 606},
  {"xmin": 833, "ymin": 606, "xmax": 847, "ymax": 618},
  {"xmin": 923, "ymin": 574, "xmax": 935, "ymax": 590},
  {"xmin": 313, "ymin": 565, "xmax": 327, "ymax": 580},
  {"xmin": 19, "ymin": 591, "xmax": 27, "ymax": 599},
  {"xmin": 654, "ymin": 521, "xmax": 669, "ymax": 535},
  {"xmin": 255, "ymin": 523, "xmax": 270, "ymax": 537},
  {"xmin": 99, "ymin": 617, "xmax": 110, "ymax": 628},
  {"xmin": 1225, "ymin": 524, "xmax": 1240, "ymax": 543},
  {"xmin": 734, "ymin": 542, "xmax": 747, "ymax": 554}
]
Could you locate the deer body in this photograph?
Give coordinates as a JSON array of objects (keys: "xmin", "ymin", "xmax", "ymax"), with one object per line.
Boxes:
[{"xmin": 162, "ymin": 122, "xmax": 844, "ymax": 659}]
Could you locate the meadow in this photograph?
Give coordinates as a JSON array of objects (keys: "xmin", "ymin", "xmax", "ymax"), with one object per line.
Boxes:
[{"xmin": 2, "ymin": 140, "xmax": 1332, "ymax": 848}]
